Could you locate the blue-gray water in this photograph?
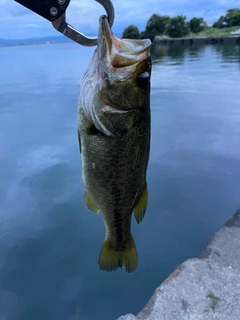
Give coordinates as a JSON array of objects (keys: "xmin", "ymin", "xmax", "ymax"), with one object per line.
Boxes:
[{"xmin": 0, "ymin": 43, "xmax": 240, "ymax": 320}]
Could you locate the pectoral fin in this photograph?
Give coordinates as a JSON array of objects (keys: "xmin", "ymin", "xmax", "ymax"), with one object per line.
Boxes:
[
  {"xmin": 104, "ymin": 109, "xmax": 135, "ymax": 135},
  {"xmin": 92, "ymin": 104, "xmax": 130, "ymax": 137},
  {"xmin": 85, "ymin": 192, "xmax": 99, "ymax": 214},
  {"xmin": 133, "ymin": 186, "xmax": 148, "ymax": 224}
]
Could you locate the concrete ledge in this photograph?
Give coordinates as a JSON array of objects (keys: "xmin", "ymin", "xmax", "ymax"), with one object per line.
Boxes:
[{"xmin": 117, "ymin": 209, "xmax": 240, "ymax": 320}]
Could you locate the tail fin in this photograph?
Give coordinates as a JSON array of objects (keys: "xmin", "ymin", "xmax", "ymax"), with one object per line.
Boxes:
[{"xmin": 98, "ymin": 236, "xmax": 138, "ymax": 273}]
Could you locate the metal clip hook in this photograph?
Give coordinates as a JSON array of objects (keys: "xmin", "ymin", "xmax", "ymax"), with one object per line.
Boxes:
[{"xmin": 52, "ymin": 0, "xmax": 115, "ymax": 46}]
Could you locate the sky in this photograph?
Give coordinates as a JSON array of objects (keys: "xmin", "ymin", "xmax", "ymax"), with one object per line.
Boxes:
[{"xmin": 0, "ymin": 0, "xmax": 239, "ymax": 39}]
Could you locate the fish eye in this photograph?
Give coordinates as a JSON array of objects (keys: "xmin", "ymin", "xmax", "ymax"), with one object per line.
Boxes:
[{"xmin": 137, "ymin": 72, "xmax": 149, "ymax": 88}]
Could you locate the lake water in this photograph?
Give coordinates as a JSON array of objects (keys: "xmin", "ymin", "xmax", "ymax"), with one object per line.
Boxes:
[{"xmin": 0, "ymin": 43, "xmax": 240, "ymax": 320}]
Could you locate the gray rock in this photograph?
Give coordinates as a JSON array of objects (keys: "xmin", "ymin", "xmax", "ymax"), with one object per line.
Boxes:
[
  {"xmin": 118, "ymin": 259, "xmax": 240, "ymax": 320},
  {"xmin": 224, "ymin": 209, "xmax": 240, "ymax": 228},
  {"xmin": 117, "ymin": 209, "xmax": 240, "ymax": 320},
  {"xmin": 117, "ymin": 315, "xmax": 136, "ymax": 320},
  {"xmin": 200, "ymin": 226, "xmax": 240, "ymax": 272}
]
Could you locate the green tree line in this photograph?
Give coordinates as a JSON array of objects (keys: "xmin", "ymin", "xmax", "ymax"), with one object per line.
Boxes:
[{"xmin": 122, "ymin": 9, "xmax": 240, "ymax": 40}]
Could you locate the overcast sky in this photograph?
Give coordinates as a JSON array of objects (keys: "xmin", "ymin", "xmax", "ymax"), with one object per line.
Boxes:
[{"xmin": 0, "ymin": 0, "xmax": 239, "ymax": 39}]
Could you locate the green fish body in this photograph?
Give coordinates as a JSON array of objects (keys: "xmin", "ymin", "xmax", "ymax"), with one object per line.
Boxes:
[{"xmin": 78, "ymin": 15, "xmax": 152, "ymax": 272}]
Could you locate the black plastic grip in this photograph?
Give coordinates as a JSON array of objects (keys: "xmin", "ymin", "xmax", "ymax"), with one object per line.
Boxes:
[{"xmin": 14, "ymin": 0, "xmax": 70, "ymax": 21}]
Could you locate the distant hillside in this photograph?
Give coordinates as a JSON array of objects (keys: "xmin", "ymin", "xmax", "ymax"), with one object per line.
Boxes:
[
  {"xmin": 0, "ymin": 31, "xmax": 122, "ymax": 47},
  {"xmin": 0, "ymin": 35, "xmax": 71, "ymax": 47}
]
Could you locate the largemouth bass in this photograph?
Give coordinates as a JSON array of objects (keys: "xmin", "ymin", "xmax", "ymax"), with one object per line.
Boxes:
[{"xmin": 78, "ymin": 15, "xmax": 151, "ymax": 272}]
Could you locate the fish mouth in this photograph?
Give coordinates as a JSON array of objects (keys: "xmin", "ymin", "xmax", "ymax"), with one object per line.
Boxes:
[
  {"xmin": 98, "ymin": 15, "xmax": 151, "ymax": 68},
  {"xmin": 98, "ymin": 15, "xmax": 113, "ymax": 62}
]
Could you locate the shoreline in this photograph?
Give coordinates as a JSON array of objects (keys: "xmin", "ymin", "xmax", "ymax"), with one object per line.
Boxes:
[
  {"xmin": 153, "ymin": 36, "xmax": 240, "ymax": 46},
  {"xmin": 118, "ymin": 209, "xmax": 240, "ymax": 320},
  {"xmin": 1, "ymin": 36, "xmax": 240, "ymax": 48}
]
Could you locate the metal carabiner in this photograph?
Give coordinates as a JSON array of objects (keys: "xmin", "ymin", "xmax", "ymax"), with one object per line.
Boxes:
[
  {"xmin": 52, "ymin": 0, "xmax": 115, "ymax": 46},
  {"xmin": 14, "ymin": 0, "xmax": 115, "ymax": 47}
]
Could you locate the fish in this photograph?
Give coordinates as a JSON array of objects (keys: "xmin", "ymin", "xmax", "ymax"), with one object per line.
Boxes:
[{"xmin": 77, "ymin": 15, "xmax": 152, "ymax": 272}]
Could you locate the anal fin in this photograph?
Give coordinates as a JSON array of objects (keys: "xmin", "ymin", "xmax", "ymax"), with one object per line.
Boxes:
[
  {"xmin": 85, "ymin": 191, "xmax": 99, "ymax": 214},
  {"xmin": 133, "ymin": 186, "xmax": 148, "ymax": 224}
]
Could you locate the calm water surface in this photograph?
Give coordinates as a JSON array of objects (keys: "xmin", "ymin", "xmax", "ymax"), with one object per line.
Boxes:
[{"xmin": 0, "ymin": 43, "xmax": 240, "ymax": 320}]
